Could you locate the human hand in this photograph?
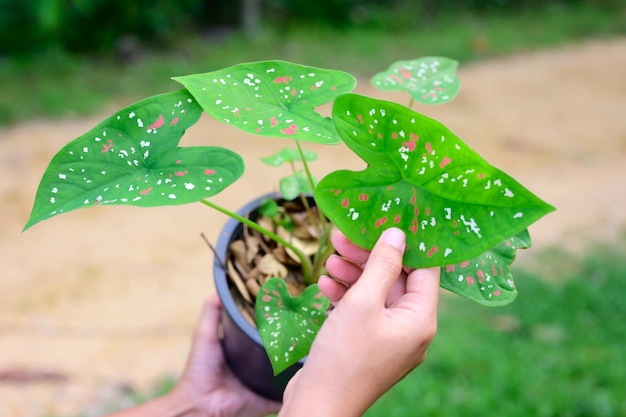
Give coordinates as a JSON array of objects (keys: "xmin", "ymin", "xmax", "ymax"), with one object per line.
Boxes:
[
  {"xmin": 170, "ymin": 295, "xmax": 281, "ymax": 417},
  {"xmin": 280, "ymin": 227, "xmax": 440, "ymax": 417}
]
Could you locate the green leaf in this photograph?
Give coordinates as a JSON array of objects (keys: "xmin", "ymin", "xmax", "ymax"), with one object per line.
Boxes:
[
  {"xmin": 279, "ymin": 171, "xmax": 315, "ymax": 200},
  {"xmin": 255, "ymin": 278, "xmax": 330, "ymax": 375},
  {"xmin": 315, "ymin": 94, "xmax": 555, "ymax": 268},
  {"xmin": 371, "ymin": 57, "xmax": 460, "ymax": 105},
  {"xmin": 441, "ymin": 230, "xmax": 532, "ymax": 306},
  {"xmin": 24, "ymin": 89, "xmax": 244, "ymax": 231},
  {"xmin": 260, "ymin": 147, "xmax": 318, "ymax": 167},
  {"xmin": 173, "ymin": 60, "xmax": 357, "ymax": 144}
]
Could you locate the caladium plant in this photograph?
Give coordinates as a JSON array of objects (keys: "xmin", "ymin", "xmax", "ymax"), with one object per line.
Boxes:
[{"xmin": 24, "ymin": 57, "xmax": 554, "ymax": 375}]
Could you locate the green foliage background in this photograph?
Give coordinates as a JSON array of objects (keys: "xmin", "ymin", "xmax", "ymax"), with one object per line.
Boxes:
[{"xmin": 1, "ymin": 0, "xmax": 623, "ymax": 55}]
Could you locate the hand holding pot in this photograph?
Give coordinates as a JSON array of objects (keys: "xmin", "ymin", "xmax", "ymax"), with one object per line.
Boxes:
[
  {"xmin": 107, "ymin": 296, "xmax": 281, "ymax": 417},
  {"xmin": 280, "ymin": 227, "xmax": 440, "ymax": 417}
]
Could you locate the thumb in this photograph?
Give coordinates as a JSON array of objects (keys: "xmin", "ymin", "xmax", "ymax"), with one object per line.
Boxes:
[{"xmin": 351, "ymin": 227, "xmax": 406, "ymax": 305}]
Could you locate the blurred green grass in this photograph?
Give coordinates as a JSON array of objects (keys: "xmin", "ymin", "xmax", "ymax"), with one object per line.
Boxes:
[{"xmin": 3, "ymin": 2, "xmax": 624, "ymax": 126}]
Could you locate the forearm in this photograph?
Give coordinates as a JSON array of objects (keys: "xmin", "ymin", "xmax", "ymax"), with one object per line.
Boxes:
[{"xmin": 106, "ymin": 387, "xmax": 199, "ymax": 417}]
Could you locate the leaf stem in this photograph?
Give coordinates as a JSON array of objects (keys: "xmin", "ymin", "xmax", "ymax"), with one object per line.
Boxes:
[
  {"xmin": 200, "ymin": 198, "xmax": 315, "ymax": 285},
  {"xmin": 296, "ymin": 140, "xmax": 326, "ymax": 229}
]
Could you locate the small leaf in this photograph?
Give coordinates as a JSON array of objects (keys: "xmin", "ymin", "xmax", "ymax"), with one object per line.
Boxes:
[
  {"xmin": 174, "ymin": 60, "xmax": 357, "ymax": 144},
  {"xmin": 279, "ymin": 171, "xmax": 315, "ymax": 200},
  {"xmin": 371, "ymin": 57, "xmax": 460, "ymax": 105},
  {"xmin": 260, "ymin": 147, "xmax": 318, "ymax": 167},
  {"xmin": 441, "ymin": 230, "xmax": 532, "ymax": 306},
  {"xmin": 315, "ymin": 94, "xmax": 555, "ymax": 268},
  {"xmin": 255, "ymin": 278, "xmax": 330, "ymax": 375},
  {"xmin": 24, "ymin": 89, "xmax": 244, "ymax": 230}
]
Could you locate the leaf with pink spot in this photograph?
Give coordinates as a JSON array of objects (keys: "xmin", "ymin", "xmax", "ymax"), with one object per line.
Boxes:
[
  {"xmin": 24, "ymin": 89, "xmax": 244, "ymax": 230},
  {"xmin": 314, "ymin": 94, "xmax": 555, "ymax": 268},
  {"xmin": 255, "ymin": 278, "xmax": 330, "ymax": 375},
  {"xmin": 440, "ymin": 230, "xmax": 531, "ymax": 306},
  {"xmin": 371, "ymin": 57, "xmax": 460, "ymax": 105},
  {"xmin": 173, "ymin": 61, "xmax": 356, "ymax": 144}
]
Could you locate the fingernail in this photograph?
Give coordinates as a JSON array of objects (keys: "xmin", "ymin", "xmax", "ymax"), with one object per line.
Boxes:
[{"xmin": 381, "ymin": 227, "xmax": 405, "ymax": 250}]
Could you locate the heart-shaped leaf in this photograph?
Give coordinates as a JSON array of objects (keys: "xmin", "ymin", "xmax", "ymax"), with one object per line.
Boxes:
[
  {"xmin": 279, "ymin": 171, "xmax": 316, "ymax": 200},
  {"xmin": 24, "ymin": 89, "xmax": 244, "ymax": 231},
  {"xmin": 441, "ymin": 229, "xmax": 532, "ymax": 306},
  {"xmin": 315, "ymin": 94, "xmax": 555, "ymax": 268},
  {"xmin": 260, "ymin": 147, "xmax": 318, "ymax": 167},
  {"xmin": 174, "ymin": 60, "xmax": 357, "ymax": 144},
  {"xmin": 255, "ymin": 278, "xmax": 330, "ymax": 375},
  {"xmin": 371, "ymin": 57, "xmax": 460, "ymax": 105}
]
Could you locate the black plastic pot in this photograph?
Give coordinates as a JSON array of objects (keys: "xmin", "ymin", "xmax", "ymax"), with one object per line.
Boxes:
[{"xmin": 213, "ymin": 193, "xmax": 306, "ymax": 401}]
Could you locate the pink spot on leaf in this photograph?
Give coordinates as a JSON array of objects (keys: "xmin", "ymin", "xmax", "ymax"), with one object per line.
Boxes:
[
  {"xmin": 493, "ymin": 289, "xmax": 501, "ymax": 296},
  {"xmin": 175, "ymin": 171, "xmax": 185, "ymax": 177},
  {"xmin": 357, "ymin": 114, "xmax": 364, "ymax": 124},
  {"xmin": 445, "ymin": 264, "xmax": 456, "ymax": 273},
  {"xmin": 101, "ymin": 139, "xmax": 113, "ymax": 153},
  {"xmin": 460, "ymin": 261, "xmax": 471, "ymax": 268},
  {"xmin": 440, "ymin": 156, "xmax": 452, "ymax": 168},
  {"xmin": 400, "ymin": 67, "xmax": 412, "ymax": 80},
  {"xmin": 466, "ymin": 276, "xmax": 475, "ymax": 285},
  {"xmin": 274, "ymin": 76, "xmax": 292, "ymax": 84},
  {"xmin": 359, "ymin": 193, "xmax": 369, "ymax": 201},
  {"xmin": 409, "ymin": 218, "xmax": 418, "ymax": 234},
  {"xmin": 140, "ymin": 187, "xmax": 153, "ymax": 195},
  {"xmin": 375, "ymin": 217, "xmax": 388, "ymax": 228},
  {"xmin": 205, "ymin": 169, "xmax": 216, "ymax": 175},
  {"xmin": 425, "ymin": 142, "xmax": 434, "ymax": 154},
  {"xmin": 170, "ymin": 117, "xmax": 179, "ymax": 126},
  {"xmin": 341, "ymin": 198, "xmax": 349, "ymax": 208},
  {"xmin": 394, "ymin": 214, "xmax": 401, "ymax": 224},
  {"xmin": 280, "ymin": 124, "xmax": 298, "ymax": 135},
  {"xmin": 149, "ymin": 114, "xmax": 165, "ymax": 129},
  {"xmin": 270, "ymin": 116, "xmax": 279, "ymax": 127},
  {"xmin": 427, "ymin": 246, "xmax": 439, "ymax": 257}
]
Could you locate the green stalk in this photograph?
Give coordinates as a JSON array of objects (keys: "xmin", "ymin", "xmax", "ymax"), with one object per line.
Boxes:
[
  {"xmin": 200, "ymin": 198, "xmax": 315, "ymax": 285},
  {"xmin": 311, "ymin": 222, "xmax": 336, "ymax": 280},
  {"xmin": 408, "ymin": 98, "xmax": 415, "ymax": 108},
  {"xmin": 296, "ymin": 139, "xmax": 326, "ymax": 229}
]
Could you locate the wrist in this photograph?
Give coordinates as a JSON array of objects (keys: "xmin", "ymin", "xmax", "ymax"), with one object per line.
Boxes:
[{"xmin": 278, "ymin": 370, "xmax": 369, "ymax": 417}]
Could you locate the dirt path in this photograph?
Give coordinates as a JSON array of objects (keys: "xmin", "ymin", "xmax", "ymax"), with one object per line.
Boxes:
[{"xmin": 1, "ymin": 38, "xmax": 625, "ymax": 417}]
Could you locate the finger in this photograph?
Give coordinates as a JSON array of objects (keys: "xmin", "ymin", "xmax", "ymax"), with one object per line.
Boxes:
[
  {"xmin": 326, "ymin": 254, "xmax": 363, "ymax": 286},
  {"xmin": 400, "ymin": 266, "xmax": 441, "ymax": 315},
  {"xmin": 350, "ymin": 228, "xmax": 406, "ymax": 305},
  {"xmin": 331, "ymin": 230, "xmax": 371, "ymax": 265},
  {"xmin": 386, "ymin": 272, "xmax": 407, "ymax": 307},
  {"xmin": 318, "ymin": 275, "xmax": 348, "ymax": 303},
  {"xmin": 200, "ymin": 295, "xmax": 222, "ymax": 346}
]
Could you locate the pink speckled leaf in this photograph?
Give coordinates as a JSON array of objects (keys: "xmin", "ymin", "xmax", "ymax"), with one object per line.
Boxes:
[
  {"xmin": 441, "ymin": 230, "xmax": 531, "ymax": 306},
  {"xmin": 315, "ymin": 94, "xmax": 555, "ymax": 268},
  {"xmin": 174, "ymin": 61, "xmax": 356, "ymax": 144},
  {"xmin": 256, "ymin": 278, "xmax": 330, "ymax": 375},
  {"xmin": 371, "ymin": 57, "xmax": 460, "ymax": 105},
  {"xmin": 24, "ymin": 89, "xmax": 244, "ymax": 230}
]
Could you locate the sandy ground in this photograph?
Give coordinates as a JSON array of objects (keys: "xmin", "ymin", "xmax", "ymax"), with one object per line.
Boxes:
[{"xmin": 1, "ymin": 38, "xmax": 625, "ymax": 417}]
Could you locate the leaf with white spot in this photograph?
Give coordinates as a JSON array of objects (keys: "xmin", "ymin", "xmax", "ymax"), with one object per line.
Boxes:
[
  {"xmin": 441, "ymin": 229, "xmax": 531, "ymax": 306},
  {"xmin": 314, "ymin": 94, "xmax": 555, "ymax": 268},
  {"xmin": 24, "ymin": 89, "xmax": 244, "ymax": 231},
  {"xmin": 371, "ymin": 57, "xmax": 460, "ymax": 105},
  {"xmin": 174, "ymin": 61, "xmax": 356, "ymax": 144},
  {"xmin": 255, "ymin": 278, "xmax": 330, "ymax": 375}
]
